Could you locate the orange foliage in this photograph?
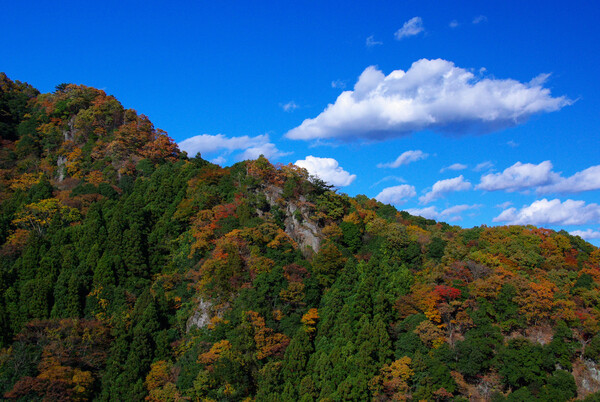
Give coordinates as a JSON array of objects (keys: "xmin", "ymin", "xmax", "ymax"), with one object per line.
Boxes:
[
  {"xmin": 199, "ymin": 340, "xmax": 232, "ymax": 365},
  {"xmin": 86, "ymin": 171, "xmax": 106, "ymax": 185},
  {"xmin": 301, "ymin": 308, "xmax": 319, "ymax": 333},
  {"xmin": 245, "ymin": 311, "xmax": 290, "ymax": 359},
  {"xmin": 516, "ymin": 279, "xmax": 557, "ymax": 324},
  {"xmin": 369, "ymin": 356, "xmax": 413, "ymax": 400}
]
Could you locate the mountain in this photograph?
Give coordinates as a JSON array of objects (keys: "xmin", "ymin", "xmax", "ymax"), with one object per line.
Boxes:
[{"xmin": 0, "ymin": 73, "xmax": 599, "ymax": 401}]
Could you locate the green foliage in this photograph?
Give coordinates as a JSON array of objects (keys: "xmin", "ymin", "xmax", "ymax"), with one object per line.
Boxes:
[{"xmin": 0, "ymin": 75, "xmax": 598, "ymax": 400}]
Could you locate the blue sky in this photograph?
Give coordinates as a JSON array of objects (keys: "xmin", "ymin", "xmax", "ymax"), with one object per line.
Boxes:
[{"xmin": 3, "ymin": 1, "xmax": 600, "ymax": 244}]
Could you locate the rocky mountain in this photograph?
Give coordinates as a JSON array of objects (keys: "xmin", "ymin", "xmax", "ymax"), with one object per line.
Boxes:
[{"xmin": 1, "ymin": 74, "xmax": 599, "ymax": 401}]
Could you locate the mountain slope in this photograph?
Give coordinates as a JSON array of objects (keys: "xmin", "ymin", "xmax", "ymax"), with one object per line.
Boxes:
[{"xmin": 0, "ymin": 74, "xmax": 599, "ymax": 401}]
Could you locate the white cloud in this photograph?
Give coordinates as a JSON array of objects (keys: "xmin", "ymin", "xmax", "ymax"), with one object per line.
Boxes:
[
  {"xmin": 331, "ymin": 80, "xmax": 346, "ymax": 89},
  {"xmin": 420, "ymin": 175, "xmax": 472, "ymax": 204},
  {"xmin": 449, "ymin": 20, "xmax": 459, "ymax": 28},
  {"xmin": 473, "ymin": 15, "xmax": 487, "ymax": 24},
  {"xmin": 179, "ymin": 133, "xmax": 289, "ymax": 161},
  {"xmin": 404, "ymin": 206, "xmax": 438, "ymax": 219},
  {"xmin": 375, "ymin": 184, "xmax": 417, "ymax": 204},
  {"xmin": 405, "ymin": 204, "xmax": 480, "ymax": 221},
  {"xmin": 366, "ymin": 35, "xmax": 383, "ymax": 47},
  {"xmin": 537, "ymin": 165, "xmax": 600, "ymax": 194},
  {"xmin": 477, "ymin": 161, "xmax": 560, "ymax": 192},
  {"xmin": 285, "ymin": 59, "xmax": 571, "ymax": 141},
  {"xmin": 507, "ymin": 140, "xmax": 519, "ymax": 147},
  {"xmin": 570, "ymin": 229, "xmax": 600, "ymax": 240},
  {"xmin": 180, "ymin": 133, "xmax": 267, "ymax": 155},
  {"xmin": 493, "ymin": 198, "xmax": 600, "ymax": 226},
  {"xmin": 281, "ymin": 101, "xmax": 299, "ymax": 112},
  {"xmin": 377, "ymin": 150, "xmax": 428, "ymax": 168},
  {"xmin": 395, "ymin": 17, "xmax": 425, "ymax": 40},
  {"xmin": 238, "ymin": 143, "xmax": 291, "ymax": 161},
  {"xmin": 474, "ymin": 161, "xmax": 494, "ymax": 172},
  {"xmin": 295, "ymin": 156, "xmax": 356, "ymax": 187},
  {"xmin": 440, "ymin": 163, "xmax": 467, "ymax": 173},
  {"xmin": 211, "ymin": 156, "xmax": 226, "ymax": 165}
]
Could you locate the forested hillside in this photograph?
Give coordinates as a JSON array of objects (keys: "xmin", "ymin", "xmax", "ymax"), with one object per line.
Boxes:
[{"xmin": 1, "ymin": 73, "xmax": 600, "ymax": 401}]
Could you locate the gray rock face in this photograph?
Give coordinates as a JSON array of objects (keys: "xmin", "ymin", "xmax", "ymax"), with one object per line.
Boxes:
[
  {"xmin": 56, "ymin": 155, "xmax": 67, "ymax": 182},
  {"xmin": 262, "ymin": 185, "xmax": 322, "ymax": 257},
  {"xmin": 62, "ymin": 116, "xmax": 75, "ymax": 142},
  {"xmin": 582, "ymin": 359, "xmax": 600, "ymax": 393},
  {"xmin": 186, "ymin": 299, "xmax": 212, "ymax": 332}
]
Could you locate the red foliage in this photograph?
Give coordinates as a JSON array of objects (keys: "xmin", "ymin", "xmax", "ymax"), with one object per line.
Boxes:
[{"xmin": 434, "ymin": 285, "xmax": 461, "ymax": 300}]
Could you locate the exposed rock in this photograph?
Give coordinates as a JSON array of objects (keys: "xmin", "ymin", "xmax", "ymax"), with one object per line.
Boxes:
[
  {"xmin": 56, "ymin": 155, "xmax": 67, "ymax": 182},
  {"xmin": 574, "ymin": 358, "xmax": 600, "ymax": 398},
  {"xmin": 62, "ymin": 116, "xmax": 75, "ymax": 142},
  {"xmin": 186, "ymin": 298, "xmax": 212, "ymax": 332},
  {"xmin": 262, "ymin": 184, "xmax": 322, "ymax": 257}
]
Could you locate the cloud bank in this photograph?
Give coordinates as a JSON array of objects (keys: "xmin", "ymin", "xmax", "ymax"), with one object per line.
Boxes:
[
  {"xmin": 493, "ymin": 199, "xmax": 600, "ymax": 226},
  {"xmin": 295, "ymin": 156, "xmax": 356, "ymax": 187},
  {"xmin": 285, "ymin": 59, "xmax": 571, "ymax": 141},
  {"xmin": 377, "ymin": 150, "xmax": 428, "ymax": 168}
]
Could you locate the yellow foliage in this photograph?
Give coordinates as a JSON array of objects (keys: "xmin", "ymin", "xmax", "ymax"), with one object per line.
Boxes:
[
  {"xmin": 145, "ymin": 360, "xmax": 173, "ymax": 392},
  {"xmin": 369, "ymin": 357, "xmax": 413, "ymax": 400},
  {"xmin": 12, "ymin": 198, "xmax": 81, "ymax": 235},
  {"xmin": 343, "ymin": 211, "xmax": 362, "ymax": 225},
  {"xmin": 301, "ymin": 308, "xmax": 319, "ymax": 332},
  {"xmin": 9, "ymin": 172, "xmax": 41, "ymax": 191}
]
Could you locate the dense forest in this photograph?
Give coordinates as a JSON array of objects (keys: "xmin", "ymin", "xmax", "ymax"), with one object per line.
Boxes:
[{"xmin": 1, "ymin": 73, "xmax": 600, "ymax": 401}]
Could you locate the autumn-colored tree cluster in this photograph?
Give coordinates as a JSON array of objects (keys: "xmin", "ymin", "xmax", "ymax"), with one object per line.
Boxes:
[{"xmin": 0, "ymin": 74, "xmax": 598, "ymax": 401}]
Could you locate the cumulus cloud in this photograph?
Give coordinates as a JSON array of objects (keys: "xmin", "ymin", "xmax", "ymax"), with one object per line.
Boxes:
[
  {"xmin": 441, "ymin": 163, "xmax": 467, "ymax": 173},
  {"xmin": 179, "ymin": 133, "xmax": 289, "ymax": 161},
  {"xmin": 285, "ymin": 59, "xmax": 571, "ymax": 141},
  {"xmin": 366, "ymin": 35, "xmax": 383, "ymax": 47},
  {"xmin": 377, "ymin": 150, "xmax": 428, "ymax": 168},
  {"xmin": 477, "ymin": 161, "xmax": 560, "ymax": 192},
  {"xmin": 537, "ymin": 165, "xmax": 600, "ymax": 194},
  {"xmin": 405, "ymin": 204, "xmax": 480, "ymax": 221},
  {"xmin": 496, "ymin": 201, "xmax": 513, "ymax": 209},
  {"xmin": 420, "ymin": 175, "xmax": 472, "ymax": 204},
  {"xmin": 395, "ymin": 17, "xmax": 425, "ymax": 40},
  {"xmin": 476, "ymin": 162, "xmax": 600, "ymax": 194},
  {"xmin": 281, "ymin": 101, "xmax": 299, "ymax": 112},
  {"xmin": 295, "ymin": 156, "xmax": 356, "ymax": 187},
  {"xmin": 375, "ymin": 185, "xmax": 417, "ymax": 204},
  {"xmin": 493, "ymin": 199, "xmax": 600, "ymax": 226},
  {"xmin": 570, "ymin": 229, "xmax": 600, "ymax": 240}
]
